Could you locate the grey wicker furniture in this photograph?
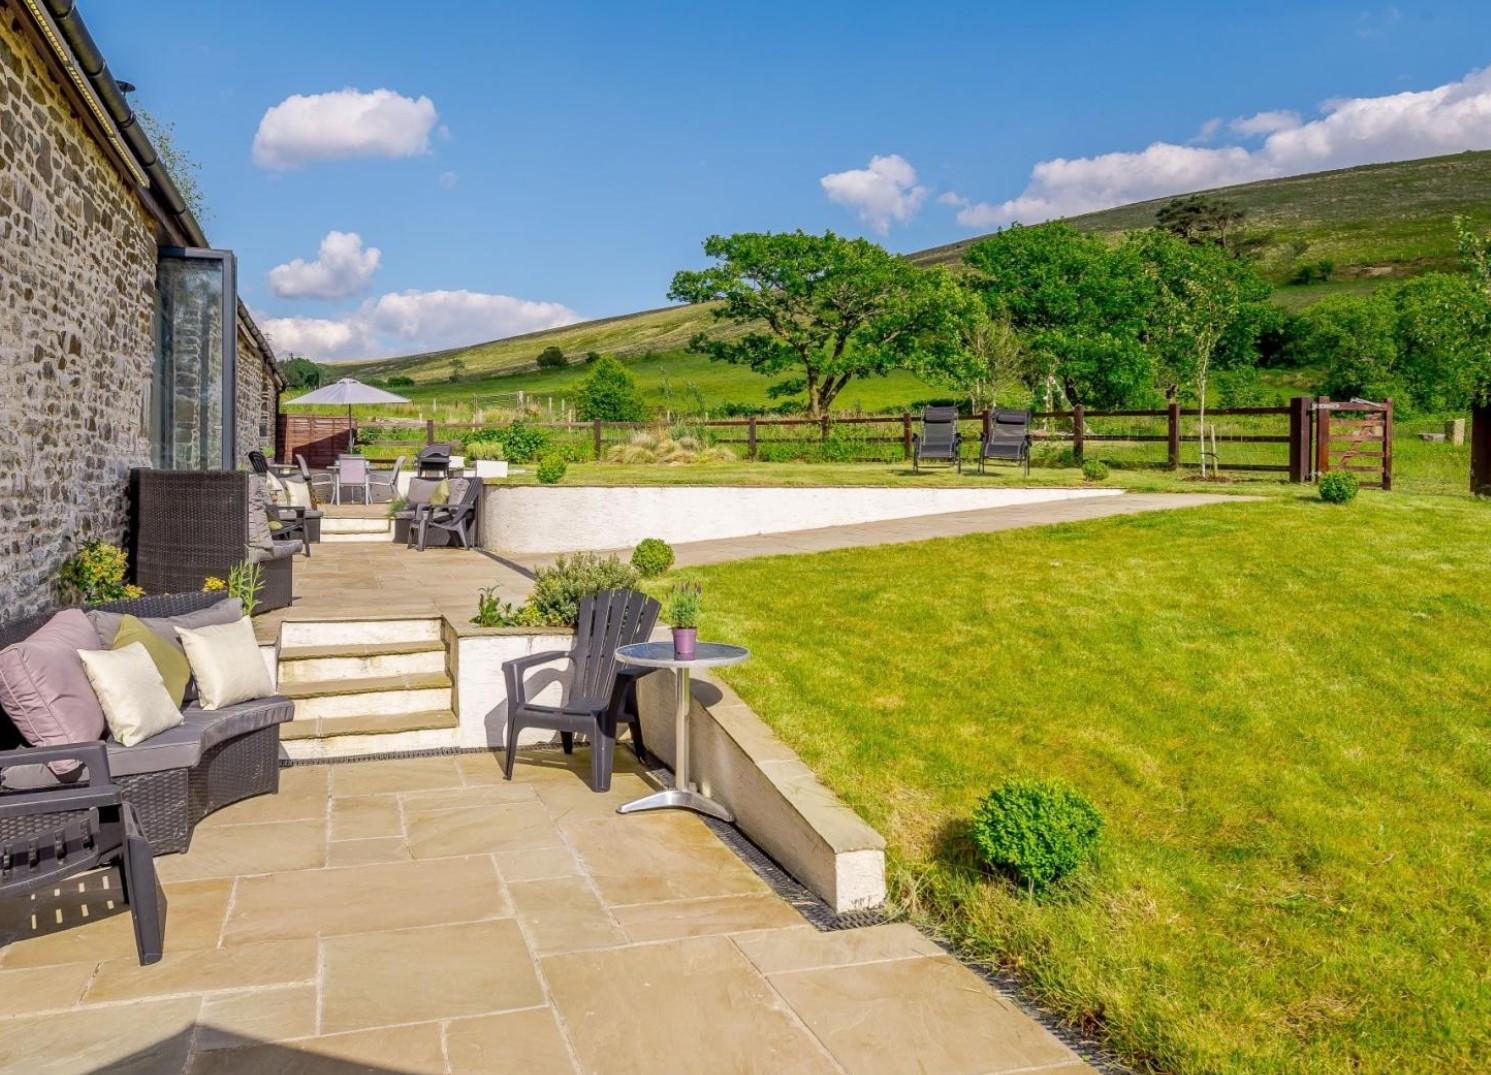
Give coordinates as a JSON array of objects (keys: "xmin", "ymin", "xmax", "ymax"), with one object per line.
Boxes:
[
  {"xmin": 129, "ymin": 469, "xmax": 295, "ymax": 613},
  {"xmin": 0, "ymin": 741, "xmax": 167, "ymax": 964},
  {"xmin": 249, "ymin": 450, "xmax": 322, "ymax": 547},
  {"xmin": 502, "ymin": 589, "xmax": 658, "ymax": 792},
  {"xmin": 913, "ymin": 406, "xmax": 962, "ymax": 473},
  {"xmin": 978, "ymin": 409, "xmax": 1032, "ymax": 476},
  {"xmin": 409, "ymin": 476, "xmax": 481, "ymax": 552},
  {"xmin": 0, "ymin": 593, "xmax": 293, "ymax": 854}
]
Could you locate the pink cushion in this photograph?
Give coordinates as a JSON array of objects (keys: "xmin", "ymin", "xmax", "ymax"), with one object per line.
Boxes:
[{"xmin": 0, "ymin": 610, "xmax": 107, "ymax": 775}]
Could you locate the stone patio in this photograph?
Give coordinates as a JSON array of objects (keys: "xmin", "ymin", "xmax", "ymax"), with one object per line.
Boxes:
[{"xmin": 0, "ymin": 751, "xmax": 1092, "ymax": 1075}]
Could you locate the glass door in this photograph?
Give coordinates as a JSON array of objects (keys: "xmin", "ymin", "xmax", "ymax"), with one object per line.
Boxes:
[{"xmin": 153, "ymin": 248, "xmax": 237, "ymax": 469}]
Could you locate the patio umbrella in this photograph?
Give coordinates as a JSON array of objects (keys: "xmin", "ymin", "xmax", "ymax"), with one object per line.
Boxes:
[{"xmin": 283, "ymin": 377, "xmax": 411, "ymax": 452}]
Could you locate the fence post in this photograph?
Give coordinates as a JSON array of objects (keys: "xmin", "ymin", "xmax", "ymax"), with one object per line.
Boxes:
[
  {"xmin": 1167, "ymin": 401, "xmax": 1181, "ymax": 469},
  {"xmin": 425, "ymin": 419, "xmax": 435, "ymax": 446},
  {"xmin": 1072, "ymin": 404, "xmax": 1085, "ymax": 463},
  {"xmin": 820, "ymin": 414, "xmax": 831, "ymax": 442},
  {"xmin": 1381, "ymin": 398, "xmax": 1394, "ymax": 491},
  {"xmin": 747, "ymin": 416, "xmax": 758, "ymax": 460},
  {"xmin": 593, "ymin": 419, "xmax": 603, "ymax": 460},
  {"xmin": 1471, "ymin": 404, "xmax": 1491, "ymax": 495},
  {"xmin": 1287, "ymin": 396, "xmax": 1310, "ymax": 482},
  {"xmin": 1315, "ymin": 396, "xmax": 1331, "ymax": 477},
  {"xmin": 902, "ymin": 412, "xmax": 913, "ymax": 461}
]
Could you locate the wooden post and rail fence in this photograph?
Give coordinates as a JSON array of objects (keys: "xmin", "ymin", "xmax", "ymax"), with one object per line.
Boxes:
[{"xmin": 278, "ymin": 395, "xmax": 1397, "ymax": 488}]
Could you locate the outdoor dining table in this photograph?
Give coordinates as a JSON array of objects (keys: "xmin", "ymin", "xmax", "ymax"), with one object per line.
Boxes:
[{"xmin": 613, "ymin": 640, "xmax": 749, "ymax": 822}]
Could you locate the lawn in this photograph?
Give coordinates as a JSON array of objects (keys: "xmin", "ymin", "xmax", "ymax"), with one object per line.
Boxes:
[{"xmin": 686, "ymin": 492, "xmax": 1491, "ymax": 1074}]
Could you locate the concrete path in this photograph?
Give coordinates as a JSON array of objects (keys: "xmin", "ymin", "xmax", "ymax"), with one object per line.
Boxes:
[{"xmin": 517, "ymin": 492, "xmax": 1256, "ymax": 572}]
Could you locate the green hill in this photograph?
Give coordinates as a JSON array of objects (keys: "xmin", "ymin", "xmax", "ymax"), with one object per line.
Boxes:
[{"xmin": 331, "ymin": 151, "xmax": 1491, "ymax": 410}]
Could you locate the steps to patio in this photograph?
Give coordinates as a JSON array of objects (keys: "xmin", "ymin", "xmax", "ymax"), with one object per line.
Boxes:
[
  {"xmin": 275, "ymin": 611, "xmax": 459, "ymax": 759},
  {"xmin": 319, "ymin": 515, "xmax": 394, "ymax": 543}
]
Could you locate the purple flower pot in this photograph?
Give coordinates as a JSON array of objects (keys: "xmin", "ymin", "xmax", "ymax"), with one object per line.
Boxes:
[{"xmin": 672, "ymin": 627, "xmax": 697, "ymax": 660}]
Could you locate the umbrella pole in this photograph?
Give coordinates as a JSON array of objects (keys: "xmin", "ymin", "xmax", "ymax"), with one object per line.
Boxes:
[{"xmin": 348, "ymin": 404, "xmax": 355, "ymax": 452}]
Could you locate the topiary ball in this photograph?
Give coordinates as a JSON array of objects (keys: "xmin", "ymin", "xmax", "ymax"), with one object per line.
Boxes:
[
  {"xmin": 536, "ymin": 457, "xmax": 568, "ymax": 485},
  {"xmin": 630, "ymin": 538, "xmax": 675, "ymax": 578},
  {"xmin": 1318, "ymin": 471, "xmax": 1359, "ymax": 504},
  {"xmin": 970, "ymin": 779, "xmax": 1104, "ymax": 892},
  {"xmin": 1081, "ymin": 459, "xmax": 1110, "ymax": 482}
]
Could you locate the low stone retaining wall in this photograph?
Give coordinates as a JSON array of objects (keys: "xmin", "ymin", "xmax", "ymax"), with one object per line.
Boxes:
[
  {"xmin": 447, "ymin": 622, "xmax": 886, "ymax": 912},
  {"xmin": 481, "ymin": 484, "xmax": 1121, "ymax": 555}
]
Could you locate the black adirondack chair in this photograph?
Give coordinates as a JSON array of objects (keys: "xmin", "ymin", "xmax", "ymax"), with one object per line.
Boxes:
[
  {"xmin": 0, "ymin": 742, "xmax": 167, "ymax": 965},
  {"xmin": 978, "ymin": 409, "xmax": 1032, "ymax": 476},
  {"xmin": 502, "ymin": 589, "xmax": 660, "ymax": 792},
  {"xmin": 913, "ymin": 405, "xmax": 962, "ymax": 473},
  {"xmin": 249, "ymin": 450, "xmax": 312, "ymax": 556},
  {"xmin": 409, "ymin": 476, "xmax": 482, "ymax": 551}
]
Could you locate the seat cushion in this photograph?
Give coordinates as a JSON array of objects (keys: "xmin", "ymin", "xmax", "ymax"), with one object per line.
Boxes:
[
  {"xmin": 87, "ymin": 599, "xmax": 243, "ymax": 704},
  {"xmin": 176, "ymin": 619, "xmax": 276, "ymax": 711},
  {"xmin": 0, "ymin": 610, "xmax": 107, "ymax": 776}
]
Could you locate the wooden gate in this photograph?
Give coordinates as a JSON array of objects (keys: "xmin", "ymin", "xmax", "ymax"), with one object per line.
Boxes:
[{"xmin": 1313, "ymin": 397, "xmax": 1393, "ymax": 490}]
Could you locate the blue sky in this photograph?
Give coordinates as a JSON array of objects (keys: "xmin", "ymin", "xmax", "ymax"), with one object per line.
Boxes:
[{"xmin": 87, "ymin": 1, "xmax": 1491, "ymax": 361}]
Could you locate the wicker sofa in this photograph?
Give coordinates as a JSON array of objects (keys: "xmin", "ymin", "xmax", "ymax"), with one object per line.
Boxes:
[
  {"xmin": 129, "ymin": 469, "xmax": 296, "ymax": 613},
  {"xmin": 0, "ymin": 593, "xmax": 293, "ymax": 854}
]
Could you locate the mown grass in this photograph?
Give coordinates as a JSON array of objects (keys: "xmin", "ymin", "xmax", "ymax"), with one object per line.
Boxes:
[{"xmin": 686, "ymin": 493, "xmax": 1491, "ymax": 1074}]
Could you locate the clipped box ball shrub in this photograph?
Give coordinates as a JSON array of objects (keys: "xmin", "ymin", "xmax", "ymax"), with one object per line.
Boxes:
[
  {"xmin": 1081, "ymin": 459, "xmax": 1110, "ymax": 482},
  {"xmin": 630, "ymin": 538, "xmax": 675, "ymax": 578},
  {"xmin": 1318, "ymin": 471, "xmax": 1360, "ymax": 503},
  {"xmin": 971, "ymin": 779, "xmax": 1103, "ymax": 892},
  {"xmin": 536, "ymin": 457, "xmax": 567, "ymax": 484}
]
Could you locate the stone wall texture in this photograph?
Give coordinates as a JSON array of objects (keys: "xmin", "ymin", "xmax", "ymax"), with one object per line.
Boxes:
[{"xmin": 0, "ymin": 11, "xmax": 156, "ymax": 616}]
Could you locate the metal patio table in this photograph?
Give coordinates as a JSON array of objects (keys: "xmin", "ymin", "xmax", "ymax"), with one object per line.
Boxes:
[{"xmin": 613, "ymin": 641, "xmax": 749, "ymax": 822}]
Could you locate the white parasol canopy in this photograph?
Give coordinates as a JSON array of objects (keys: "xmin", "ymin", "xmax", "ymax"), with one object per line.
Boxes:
[{"xmin": 283, "ymin": 378, "xmax": 411, "ymax": 451}]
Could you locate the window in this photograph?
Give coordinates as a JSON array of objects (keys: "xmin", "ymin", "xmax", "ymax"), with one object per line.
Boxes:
[{"xmin": 153, "ymin": 248, "xmax": 237, "ymax": 469}]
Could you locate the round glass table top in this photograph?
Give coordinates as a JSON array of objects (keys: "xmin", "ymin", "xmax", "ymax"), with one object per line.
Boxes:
[{"xmin": 614, "ymin": 641, "xmax": 750, "ymax": 670}]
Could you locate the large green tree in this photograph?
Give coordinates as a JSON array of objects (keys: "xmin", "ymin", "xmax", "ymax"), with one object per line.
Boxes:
[
  {"xmin": 1155, "ymin": 194, "xmax": 1246, "ymax": 251},
  {"xmin": 573, "ymin": 355, "xmax": 649, "ymax": 422},
  {"xmin": 964, "ymin": 222, "xmax": 1156, "ymax": 409},
  {"xmin": 668, "ymin": 231, "xmax": 980, "ymax": 418}
]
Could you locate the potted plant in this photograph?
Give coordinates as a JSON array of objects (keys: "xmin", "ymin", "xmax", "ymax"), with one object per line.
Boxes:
[
  {"xmin": 666, "ymin": 583, "xmax": 702, "ymax": 660},
  {"xmin": 467, "ymin": 439, "xmax": 508, "ymax": 478}
]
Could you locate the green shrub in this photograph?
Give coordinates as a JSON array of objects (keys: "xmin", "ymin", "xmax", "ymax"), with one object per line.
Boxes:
[
  {"xmin": 59, "ymin": 540, "xmax": 144, "ymax": 603},
  {"xmin": 1319, "ymin": 471, "xmax": 1360, "ymax": 503},
  {"xmin": 970, "ymin": 779, "xmax": 1104, "ymax": 892},
  {"xmin": 573, "ymin": 355, "xmax": 649, "ymax": 422},
  {"xmin": 471, "ymin": 586, "xmax": 540, "ymax": 627},
  {"xmin": 665, "ymin": 582, "xmax": 702, "ymax": 628},
  {"xmin": 465, "ymin": 439, "xmax": 505, "ymax": 462},
  {"xmin": 1081, "ymin": 459, "xmax": 1110, "ymax": 482},
  {"xmin": 500, "ymin": 422, "xmax": 549, "ymax": 464},
  {"xmin": 536, "ymin": 457, "xmax": 567, "ymax": 484},
  {"xmin": 536, "ymin": 346, "xmax": 568, "ymax": 369},
  {"xmin": 630, "ymin": 538, "xmax": 675, "ymax": 578},
  {"xmin": 527, "ymin": 552, "xmax": 639, "ymax": 626}
]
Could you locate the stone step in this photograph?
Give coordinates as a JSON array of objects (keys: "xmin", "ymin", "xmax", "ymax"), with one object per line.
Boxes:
[
  {"xmin": 277, "ymin": 640, "xmax": 447, "ymax": 683},
  {"xmin": 280, "ymin": 709, "xmax": 458, "ymax": 741},
  {"xmin": 279, "ymin": 616, "xmax": 442, "ymax": 648},
  {"xmin": 321, "ymin": 517, "xmax": 393, "ymax": 535},
  {"xmin": 282, "ymin": 671, "xmax": 453, "ymax": 722}
]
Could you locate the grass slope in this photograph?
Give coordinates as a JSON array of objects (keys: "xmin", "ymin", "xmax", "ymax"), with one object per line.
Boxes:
[{"xmin": 689, "ymin": 492, "xmax": 1491, "ymax": 1074}]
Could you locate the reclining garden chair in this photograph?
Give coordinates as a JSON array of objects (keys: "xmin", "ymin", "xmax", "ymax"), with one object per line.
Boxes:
[
  {"xmin": 0, "ymin": 742, "xmax": 166, "ymax": 965},
  {"xmin": 978, "ymin": 409, "xmax": 1032, "ymax": 476},
  {"xmin": 409, "ymin": 476, "xmax": 481, "ymax": 551},
  {"xmin": 502, "ymin": 589, "xmax": 659, "ymax": 792},
  {"xmin": 913, "ymin": 405, "xmax": 962, "ymax": 473}
]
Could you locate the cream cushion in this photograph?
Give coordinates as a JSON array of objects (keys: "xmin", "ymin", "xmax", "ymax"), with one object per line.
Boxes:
[
  {"xmin": 283, "ymin": 477, "xmax": 314, "ymax": 508},
  {"xmin": 175, "ymin": 618, "xmax": 276, "ymax": 711},
  {"xmin": 77, "ymin": 643, "xmax": 184, "ymax": 747}
]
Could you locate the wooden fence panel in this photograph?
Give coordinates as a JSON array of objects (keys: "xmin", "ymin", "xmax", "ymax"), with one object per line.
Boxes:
[{"xmin": 278, "ymin": 415, "xmax": 353, "ymax": 467}]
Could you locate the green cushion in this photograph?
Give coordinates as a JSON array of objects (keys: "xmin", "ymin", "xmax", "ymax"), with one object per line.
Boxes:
[
  {"xmin": 428, "ymin": 479, "xmax": 451, "ymax": 506},
  {"xmin": 112, "ymin": 615, "xmax": 190, "ymax": 708}
]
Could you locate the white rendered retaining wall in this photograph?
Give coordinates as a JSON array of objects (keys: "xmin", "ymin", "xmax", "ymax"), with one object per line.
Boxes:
[{"xmin": 482, "ymin": 484, "xmax": 1121, "ymax": 554}]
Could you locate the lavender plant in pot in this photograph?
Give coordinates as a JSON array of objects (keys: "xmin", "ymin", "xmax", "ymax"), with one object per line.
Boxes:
[{"xmin": 666, "ymin": 583, "xmax": 702, "ymax": 660}]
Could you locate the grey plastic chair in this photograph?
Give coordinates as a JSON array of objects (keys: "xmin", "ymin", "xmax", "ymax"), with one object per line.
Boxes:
[
  {"xmin": 367, "ymin": 456, "xmax": 404, "ymax": 503},
  {"xmin": 409, "ymin": 476, "xmax": 481, "ymax": 551},
  {"xmin": 913, "ymin": 406, "xmax": 962, "ymax": 473},
  {"xmin": 336, "ymin": 455, "xmax": 370, "ymax": 505},
  {"xmin": 501, "ymin": 589, "xmax": 660, "ymax": 791},
  {"xmin": 0, "ymin": 742, "xmax": 167, "ymax": 965},
  {"xmin": 295, "ymin": 454, "xmax": 334, "ymax": 502},
  {"xmin": 978, "ymin": 409, "xmax": 1032, "ymax": 476}
]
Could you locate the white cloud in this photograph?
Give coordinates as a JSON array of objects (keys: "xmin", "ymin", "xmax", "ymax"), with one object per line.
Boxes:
[
  {"xmin": 1230, "ymin": 110, "xmax": 1302, "ymax": 137},
  {"xmin": 820, "ymin": 154, "xmax": 928, "ymax": 233},
  {"xmin": 259, "ymin": 290, "xmax": 581, "ymax": 362},
  {"xmin": 267, "ymin": 231, "xmax": 381, "ymax": 300},
  {"xmin": 950, "ymin": 66, "xmax": 1491, "ymax": 228},
  {"xmin": 937, "ymin": 191, "xmax": 969, "ymax": 207},
  {"xmin": 253, "ymin": 88, "xmax": 439, "ymax": 169},
  {"xmin": 1192, "ymin": 117, "xmax": 1223, "ymax": 143}
]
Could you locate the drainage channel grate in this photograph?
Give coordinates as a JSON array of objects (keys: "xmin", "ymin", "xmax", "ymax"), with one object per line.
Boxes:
[{"xmin": 286, "ymin": 747, "xmax": 1129, "ymax": 1073}]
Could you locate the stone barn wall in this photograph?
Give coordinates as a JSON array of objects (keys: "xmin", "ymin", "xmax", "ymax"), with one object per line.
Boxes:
[{"xmin": 0, "ymin": 12, "xmax": 157, "ymax": 614}]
